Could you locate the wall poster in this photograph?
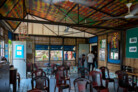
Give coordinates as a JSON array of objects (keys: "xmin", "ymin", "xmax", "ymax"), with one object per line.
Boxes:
[
  {"xmin": 99, "ymin": 48, "xmax": 105, "ymax": 61},
  {"xmin": 100, "ymin": 39, "xmax": 106, "ymax": 49},
  {"xmin": 99, "ymin": 39, "xmax": 106, "ymax": 61},
  {"xmin": 129, "ymin": 37, "xmax": 137, "ymax": 43},
  {"xmin": 129, "ymin": 46, "xmax": 137, "ymax": 52},
  {"xmin": 15, "ymin": 45, "xmax": 24, "ymax": 58}
]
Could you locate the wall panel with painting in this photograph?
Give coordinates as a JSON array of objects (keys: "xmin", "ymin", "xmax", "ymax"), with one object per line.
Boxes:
[
  {"xmin": 124, "ymin": 27, "xmax": 138, "ymax": 73},
  {"xmin": 107, "ymin": 32, "xmax": 121, "ymax": 72}
]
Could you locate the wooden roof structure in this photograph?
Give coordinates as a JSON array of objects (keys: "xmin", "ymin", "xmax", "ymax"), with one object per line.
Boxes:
[{"xmin": 0, "ymin": 0, "xmax": 138, "ymax": 37}]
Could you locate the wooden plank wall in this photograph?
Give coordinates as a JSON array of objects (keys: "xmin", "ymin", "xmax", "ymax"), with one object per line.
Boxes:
[
  {"xmin": 0, "ymin": 24, "xmax": 8, "ymax": 43},
  {"xmin": 15, "ymin": 35, "xmax": 88, "ymax": 66},
  {"xmin": 98, "ymin": 35, "xmax": 107, "ymax": 68},
  {"xmin": 98, "ymin": 32, "xmax": 121, "ymax": 73}
]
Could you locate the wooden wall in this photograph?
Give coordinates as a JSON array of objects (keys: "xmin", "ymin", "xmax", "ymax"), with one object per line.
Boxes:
[
  {"xmin": 98, "ymin": 30, "xmax": 138, "ymax": 73},
  {"xmin": 15, "ymin": 35, "xmax": 88, "ymax": 66},
  {"xmin": 0, "ymin": 24, "xmax": 8, "ymax": 43},
  {"xmin": 98, "ymin": 32, "xmax": 121, "ymax": 73},
  {"xmin": 124, "ymin": 58, "xmax": 138, "ymax": 73}
]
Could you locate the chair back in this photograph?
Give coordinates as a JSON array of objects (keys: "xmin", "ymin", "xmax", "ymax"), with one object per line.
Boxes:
[
  {"xmin": 32, "ymin": 69, "xmax": 46, "ymax": 78},
  {"xmin": 99, "ymin": 66, "xmax": 110, "ymax": 80},
  {"xmin": 78, "ymin": 67, "xmax": 89, "ymax": 78},
  {"xmin": 89, "ymin": 71, "xmax": 103, "ymax": 87},
  {"xmin": 55, "ymin": 68, "xmax": 65, "ymax": 85},
  {"xmin": 74, "ymin": 78, "xmax": 93, "ymax": 92},
  {"xmin": 32, "ymin": 76, "xmax": 49, "ymax": 91},
  {"xmin": 27, "ymin": 63, "xmax": 33, "ymax": 72}
]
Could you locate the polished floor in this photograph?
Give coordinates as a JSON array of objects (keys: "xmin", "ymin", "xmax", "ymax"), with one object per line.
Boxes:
[{"xmin": 10, "ymin": 73, "xmax": 124, "ymax": 92}]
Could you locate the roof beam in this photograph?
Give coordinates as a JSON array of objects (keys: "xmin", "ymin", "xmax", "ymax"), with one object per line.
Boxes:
[
  {"xmin": 5, "ymin": 0, "xmax": 20, "ymax": 17},
  {"xmin": 31, "ymin": 15, "xmax": 58, "ymax": 36},
  {"xmin": 0, "ymin": 0, "xmax": 7, "ymax": 8},
  {"xmin": 54, "ymin": 4, "xmax": 77, "ymax": 24},
  {"xmin": 0, "ymin": 16, "xmax": 125, "ymax": 30},
  {"xmin": 78, "ymin": 4, "xmax": 79, "ymax": 24},
  {"xmin": 62, "ymin": 32, "xmax": 83, "ymax": 36},
  {"xmin": 59, "ymin": 4, "xmax": 77, "ymax": 22},
  {"xmin": 45, "ymin": 0, "xmax": 53, "ymax": 18},
  {"xmin": 23, "ymin": 0, "xmax": 27, "ymax": 18}
]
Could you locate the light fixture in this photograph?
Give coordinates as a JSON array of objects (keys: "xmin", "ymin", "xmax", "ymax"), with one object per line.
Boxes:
[{"xmin": 64, "ymin": 26, "xmax": 70, "ymax": 32}]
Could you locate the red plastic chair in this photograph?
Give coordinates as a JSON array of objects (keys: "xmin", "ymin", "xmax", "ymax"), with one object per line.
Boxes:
[
  {"xmin": 73, "ymin": 77, "xmax": 93, "ymax": 92},
  {"xmin": 54, "ymin": 68, "xmax": 70, "ymax": 92},
  {"xmin": 115, "ymin": 70, "xmax": 134, "ymax": 92},
  {"xmin": 57, "ymin": 66, "xmax": 71, "ymax": 85},
  {"xmin": 89, "ymin": 71, "xmax": 109, "ymax": 92},
  {"xmin": 99, "ymin": 66, "xmax": 115, "ymax": 89},
  {"xmin": 32, "ymin": 69, "xmax": 46, "ymax": 77},
  {"xmin": 31, "ymin": 69, "xmax": 46, "ymax": 89},
  {"xmin": 51, "ymin": 64, "xmax": 57, "ymax": 74},
  {"xmin": 31, "ymin": 76, "xmax": 49, "ymax": 92}
]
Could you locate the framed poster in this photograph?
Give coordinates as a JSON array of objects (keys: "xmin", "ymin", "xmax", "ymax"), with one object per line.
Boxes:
[
  {"xmin": 129, "ymin": 37, "xmax": 137, "ymax": 43},
  {"xmin": 99, "ymin": 48, "xmax": 105, "ymax": 61},
  {"xmin": 15, "ymin": 45, "xmax": 24, "ymax": 58},
  {"xmin": 100, "ymin": 39, "xmax": 106, "ymax": 49},
  {"xmin": 129, "ymin": 46, "xmax": 137, "ymax": 52}
]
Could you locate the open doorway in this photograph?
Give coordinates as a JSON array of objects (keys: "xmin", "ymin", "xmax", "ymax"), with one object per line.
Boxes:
[{"xmin": 90, "ymin": 43, "xmax": 98, "ymax": 68}]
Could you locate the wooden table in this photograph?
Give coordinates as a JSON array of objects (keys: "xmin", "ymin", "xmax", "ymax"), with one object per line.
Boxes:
[{"xmin": 127, "ymin": 72, "xmax": 138, "ymax": 77}]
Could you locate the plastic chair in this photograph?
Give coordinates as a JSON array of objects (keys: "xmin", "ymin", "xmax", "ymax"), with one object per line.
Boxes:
[
  {"xmin": 78, "ymin": 67, "xmax": 89, "ymax": 78},
  {"xmin": 31, "ymin": 76, "xmax": 49, "ymax": 92},
  {"xmin": 115, "ymin": 70, "xmax": 134, "ymax": 92},
  {"xmin": 31, "ymin": 69, "xmax": 46, "ymax": 89},
  {"xmin": 57, "ymin": 66, "xmax": 71, "ymax": 84},
  {"xmin": 32, "ymin": 69, "xmax": 46, "ymax": 77},
  {"xmin": 74, "ymin": 77, "xmax": 93, "ymax": 92},
  {"xmin": 59, "ymin": 66, "xmax": 71, "ymax": 87},
  {"xmin": 54, "ymin": 69, "xmax": 70, "ymax": 92},
  {"xmin": 89, "ymin": 71, "xmax": 109, "ymax": 92},
  {"xmin": 99, "ymin": 66, "xmax": 115, "ymax": 89},
  {"xmin": 51, "ymin": 64, "xmax": 58, "ymax": 75}
]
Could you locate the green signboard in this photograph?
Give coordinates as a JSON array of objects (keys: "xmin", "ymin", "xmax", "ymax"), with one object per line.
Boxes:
[{"xmin": 126, "ymin": 27, "xmax": 138, "ymax": 58}]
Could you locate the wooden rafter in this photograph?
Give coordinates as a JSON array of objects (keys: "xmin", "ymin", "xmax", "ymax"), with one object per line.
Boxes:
[
  {"xmin": 0, "ymin": 16, "xmax": 126, "ymax": 30},
  {"xmin": 54, "ymin": 4, "xmax": 77, "ymax": 24},
  {"xmin": 45, "ymin": 0, "xmax": 53, "ymax": 18},
  {"xmin": 59, "ymin": 4, "xmax": 77, "ymax": 22},
  {"xmin": 31, "ymin": 15, "xmax": 58, "ymax": 35}
]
